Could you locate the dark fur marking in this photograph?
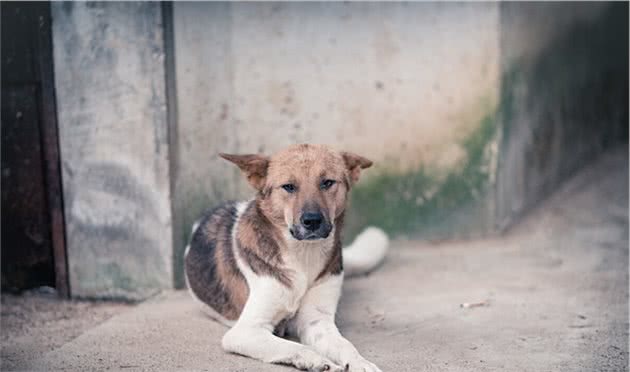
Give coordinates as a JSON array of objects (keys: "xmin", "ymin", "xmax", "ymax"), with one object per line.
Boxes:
[
  {"xmin": 274, "ymin": 318, "xmax": 290, "ymax": 337},
  {"xmin": 237, "ymin": 202, "xmax": 293, "ymax": 288},
  {"xmin": 316, "ymin": 213, "xmax": 344, "ymax": 281},
  {"xmin": 309, "ymin": 319, "xmax": 321, "ymax": 326},
  {"xmin": 185, "ymin": 202, "xmax": 248, "ymax": 320}
]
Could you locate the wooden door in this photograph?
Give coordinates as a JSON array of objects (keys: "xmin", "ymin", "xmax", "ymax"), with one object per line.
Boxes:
[{"xmin": 1, "ymin": 2, "xmax": 68, "ymax": 297}]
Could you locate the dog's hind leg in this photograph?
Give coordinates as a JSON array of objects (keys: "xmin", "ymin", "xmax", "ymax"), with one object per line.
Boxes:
[
  {"xmin": 293, "ymin": 275, "xmax": 382, "ymax": 372},
  {"xmin": 222, "ymin": 278, "xmax": 345, "ymax": 372}
]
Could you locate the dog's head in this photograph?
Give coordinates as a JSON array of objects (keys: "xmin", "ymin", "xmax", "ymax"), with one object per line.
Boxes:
[{"xmin": 221, "ymin": 144, "xmax": 372, "ymax": 241}]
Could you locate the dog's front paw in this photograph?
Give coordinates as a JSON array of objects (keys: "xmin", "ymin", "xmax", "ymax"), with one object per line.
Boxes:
[
  {"xmin": 342, "ymin": 356, "xmax": 382, "ymax": 372},
  {"xmin": 290, "ymin": 348, "xmax": 346, "ymax": 372}
]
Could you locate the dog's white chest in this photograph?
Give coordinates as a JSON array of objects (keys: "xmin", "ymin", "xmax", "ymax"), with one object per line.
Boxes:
[
  {"xmin": 288, "ymin": 238, "xmax": 332, "ymax": 281},
  {"xmin": 282, "ymin": 237, "xmax": 333, "ymax": 313}
]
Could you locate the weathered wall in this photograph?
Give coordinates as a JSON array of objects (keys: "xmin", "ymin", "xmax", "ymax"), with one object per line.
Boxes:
[
  {"xmin": 52, "ymin": 3, "xmax": 173, "ymax": 299},
  {"xmin": 495, "ymin": 2, "xmax": 629, "ymax": 228},
  {"xmin": 171, "ymin": 2, "xmax": 502, "ymax": 285},
  {"xmin": 50, "ymin": 2, "xmax": 628, "ymax": 295}
]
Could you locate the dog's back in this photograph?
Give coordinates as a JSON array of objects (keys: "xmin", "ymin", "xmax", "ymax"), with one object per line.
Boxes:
[{"xmin": 184, "ymin": 201, "xmax": 248, "ymax": 325}]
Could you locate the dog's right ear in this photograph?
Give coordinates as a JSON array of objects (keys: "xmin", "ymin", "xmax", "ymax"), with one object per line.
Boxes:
[{"xmin": 220, "ymin": 153, "xmax": 269, "ymax": 190}]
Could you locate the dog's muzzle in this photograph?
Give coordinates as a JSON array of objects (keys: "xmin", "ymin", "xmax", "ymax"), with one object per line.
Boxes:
[{"xmin": 289, "ymin": 211, "xmax": 332, "ymax": 240}]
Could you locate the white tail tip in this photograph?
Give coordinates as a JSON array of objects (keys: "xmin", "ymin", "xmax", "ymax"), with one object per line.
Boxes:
[{"xmin": 343, "ymin": 227, "xmax": 389, "ymax": 277}]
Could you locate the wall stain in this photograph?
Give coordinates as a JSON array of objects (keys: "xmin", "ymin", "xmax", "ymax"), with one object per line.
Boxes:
[
  {"xmin": 496, "ymin": 2, "xmax": 628, "ymax": 226},
  {"xmin": 344, "ymin": 110, "xmax": 498, "ymax": 242}
]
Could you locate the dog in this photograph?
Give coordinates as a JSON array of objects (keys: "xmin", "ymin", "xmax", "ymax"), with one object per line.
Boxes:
[{"xmin": 184, "ymin": 144, "xmax": 389, "ymax": 372}]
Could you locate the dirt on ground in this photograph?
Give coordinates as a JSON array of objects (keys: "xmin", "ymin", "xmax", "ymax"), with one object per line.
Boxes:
[{"xmin": 1, "ymin": 289, "xmax": 130, "ymax": 370}]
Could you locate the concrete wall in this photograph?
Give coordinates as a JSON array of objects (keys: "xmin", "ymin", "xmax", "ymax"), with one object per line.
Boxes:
[
  {"xmin": 52, "ymin": 3, "xmax": 173, "ymax": 299},
  {"xmin": 51, "ymin": 2, "xmax": 628, "ymax": 296},
  {"xmin": 495, "ymin": 2, "xmax": 629, "ymax": 228},
  {"xmin": 170, "ymin": 3, "xmax": 502, "ymax": 285}
]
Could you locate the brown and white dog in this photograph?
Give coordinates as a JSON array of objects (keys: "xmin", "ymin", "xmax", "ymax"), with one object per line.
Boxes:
[{"xmin": 185, "ymin": 144, "xmax": 388, "ymax": 372}]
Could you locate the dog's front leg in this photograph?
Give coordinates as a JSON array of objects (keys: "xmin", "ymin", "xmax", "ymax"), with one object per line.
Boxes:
[
  {"xmin": 222, "ymin": 279, "xmax": 345, "ymax": 372},
  {"xmin": 294, "ymin": 275, "xmax": 382, "ymax": 372}
]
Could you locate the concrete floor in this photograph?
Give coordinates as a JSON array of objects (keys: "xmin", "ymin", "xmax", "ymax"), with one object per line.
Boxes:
[
  {"xmin": 5, "ymin": 146, "xmax": 629, "ymax": 371},
  {"xmin": 1, "ymin": 291, "xmax": 131, "ymax": 370}
]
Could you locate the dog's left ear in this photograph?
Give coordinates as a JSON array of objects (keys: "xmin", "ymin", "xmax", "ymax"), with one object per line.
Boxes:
[
  {"xmin": 342, "ymin": 151, "xmax": 373, "ymax": 184},
  {"xmin": 219, "ymin": 153, "xmax": 269, "ymax": 190}
]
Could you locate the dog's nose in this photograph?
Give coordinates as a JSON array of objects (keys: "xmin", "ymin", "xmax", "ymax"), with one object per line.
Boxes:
[{"xmin": 300, "ymin": 212, "xmax": 323, "ymax": 231}]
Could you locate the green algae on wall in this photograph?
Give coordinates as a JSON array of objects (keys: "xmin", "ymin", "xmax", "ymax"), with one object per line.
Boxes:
[{"xmin": 344, "ymin": 111, "xmax": 499, "ymax": 242}]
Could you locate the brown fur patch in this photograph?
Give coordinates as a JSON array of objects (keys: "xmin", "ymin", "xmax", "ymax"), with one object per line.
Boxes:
[
  {"xmin": 316, "ymin": 213, "xmax": 345, "ymax": 281},
  {"xmin": 185, "ymin": 202, "xmax": 249, "ymax": 320},
  {"xmin": 236, "ymin": 201, "xmax": 292, "ymax": 287}
]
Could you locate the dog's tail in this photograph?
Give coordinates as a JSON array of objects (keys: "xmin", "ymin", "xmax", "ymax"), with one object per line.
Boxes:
[{"xmin": 343, "ymin": 227, "xmax": 389, "ymax": 277}]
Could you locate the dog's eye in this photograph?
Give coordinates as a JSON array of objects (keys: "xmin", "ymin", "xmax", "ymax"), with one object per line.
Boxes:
[
  {"xmin": 281, "ymin": 184, "xmax": 297, "ymax": 193},
  {"xmin": 320, "ymin": 179, "xmax": 336, "ymax": 190}
]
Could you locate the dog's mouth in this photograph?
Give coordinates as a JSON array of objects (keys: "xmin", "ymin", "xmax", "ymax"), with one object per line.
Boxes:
[{"xmin": 289, "ymin": 224, "xmax": 332, "ymax": 241}]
